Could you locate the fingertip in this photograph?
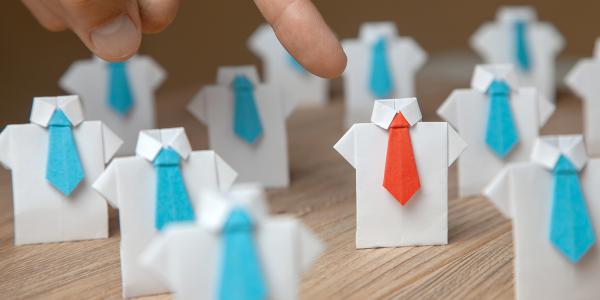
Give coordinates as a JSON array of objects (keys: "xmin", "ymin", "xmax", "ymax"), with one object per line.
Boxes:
[
  {"xmin": 257, "ymin": 0, "xmax": 347, "ymax": 78},
  {"xmin": 138, "ymin": 0, "xmax": 180, "ymax": 33},
  {"xmin": 88, "ymin": 14, "xmax": 142, "ymax": 60},
  {"xmin": 307, "ymin": 45, "xmax": 347, "ymax": 79}
]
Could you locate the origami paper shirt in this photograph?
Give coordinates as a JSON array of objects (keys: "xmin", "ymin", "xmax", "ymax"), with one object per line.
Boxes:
[
  {"xmin": 141, "ymin": 185, "xmax": 324, "ymax": 300},
  {"xmin": 60, "ymin": 55, "xmax": 166, "ymax": 155},
  {"xmin": 0, "ymin": 95, "xmax": 122, "ymax": 245},
  {"xmin": 471, "ymin": 6, "xmax": 564, "ymax": 103},
  {"xmin": 187, "ymin": 65, "xmax": 296, "ymax": 188},
  {"xmin": 335, "ymin": 98, "xmax": 466, "ymax": 248},
  {"xmin": 342, "ymin": 22, "xmax": 427, "ymax": 127},
  {"xmin": 438, "ymin": 64, "xmax": 554, "ymax": 197},
  {"xmin": 93, "ymin": 127, "xmax": 237, "ymax": 298},
  {"xmin": 485, "ymin": 135, "xmax": 600, "ymax": 300}
]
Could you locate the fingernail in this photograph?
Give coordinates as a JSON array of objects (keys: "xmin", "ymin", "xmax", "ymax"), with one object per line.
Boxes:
[{"xmin": 90, "ymin": 15, "xmax": 140, "ymax": 59}]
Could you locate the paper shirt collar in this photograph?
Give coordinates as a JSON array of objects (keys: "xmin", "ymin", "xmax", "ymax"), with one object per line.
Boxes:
[
  {"xmin": 217, "ymin": 65, "xmax": 261, "ymax": 86},
  {"xmin": 471, "ymin": 64, "xmax": 519, "ymax": 93},
  {"xmin": 30, "ymin": 95, "xmax": 85, "ymax": 127},
  {"xmin": 496, "ymin": 6, "xmax": 538, "ymax": 24},
  {"xmin": 371, "ymin": 98, "xmax": 422, "ymax": 130},
  {"xmin": 358, "ymin": 22, "xmax": 398, "ymax": 44},
  {"xmin": 195, "ymin": 184, "xmax": 270, "ymax": 232},
  {"xmin": 531, "ymin": 135, "xmax": 588, "ymax": 171},
  {"xmin": 135, "ymin": 127, "xmax": 192, "ymax": 161}
]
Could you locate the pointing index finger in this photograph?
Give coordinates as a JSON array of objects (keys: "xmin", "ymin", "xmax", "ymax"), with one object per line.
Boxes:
[{"xmin": 253, "ymin": 0, "xmax": 346, "ymax": 78}]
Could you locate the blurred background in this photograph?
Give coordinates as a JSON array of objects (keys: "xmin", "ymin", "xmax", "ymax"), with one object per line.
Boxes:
[{"xmin": 1, "ymin": 0, "xmax": 598, "ymax": 126}]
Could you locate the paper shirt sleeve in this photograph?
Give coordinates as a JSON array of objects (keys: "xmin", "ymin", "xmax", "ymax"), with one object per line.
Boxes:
[
  {"xmin": 404, "ymin": 38, "xmax": 427, "ymax": 72},
  {"xmin": 92, "ymin": 161, "xmax": 120, "ymax": 208},
  {"xmin": 140, "ymin": 231, "xmax": 173, "ymax": 289},
  {"xmin": 0, "ymin": 125, "xmax": 12, "ymax": 170},
  {"xmin": 469, "ymin": 23, "xmax": 494, "ymax": 57},
  {"xmin": 58, "ymin": 61, "xmax": 85, "ymax": 94},
  {"xmin": 483, "ymin": 166, "xmax": 514, "ymax": 219},
  {"xmin": 540, "ymin": 24, "xmax": 565, "ymax": 54},
  {"xmin": 437, "ymin": 89, "xmax": 463, "ymax": 128},
  {"xmin": 247, "ymin": 24, "xmax": 271, "ymax": 56},
  {"xmin": 187, "ymin": 87, "xmax": 209, "ymax": 125},
  {"xmin": 101, "ymin": 123, "xmax": 123, "ymax": 164},
  {"xmin": 143, "ymin": 56, "xmax": 167, "ymax": 90},
  {"xmin": 447, "ymin": 124, "xmax": 467, "ymax": 167},
  {"xmin": 281, "ymin": 86, "xmax": 298, "ymax": 119},
  {"xmin": 333, "ymin": 125, "xmax": 357, "ymax": 169},
  {"xmin": 214, "ymin": 152, "xmax": 237, "ymax": 192},
  {"xmin": 565, "ymin": 60, "xmax": 594, "ymax": 100},
  {"xmin": 298, "ymin": 222, "xmax": 325, "ymax": 273},
  {"xmin": 536, "ymin": 89, "xmax": 555, "ymax": 128}
]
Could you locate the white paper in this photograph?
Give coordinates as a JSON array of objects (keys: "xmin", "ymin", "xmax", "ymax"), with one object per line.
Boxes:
[
  {"xmin": 140, "ymin": 184, "xmax": 324, "ymax": 300},
  {"xmin": 334, "ymin": 98, "xmax": 466, "ymax": 248},
  {"xmin": 341, "ymin": 22, "xmax": 427, "ymax": 127},
  {"xmin": 187, "ymin": 65, "xmax": 295, "ymax": 188},
  {"xmin": 92, "ymin": 127, "xmax": 237, "ymax": 298},
  {"xmin": 437, "ymin": 64, "xmax": 554, "ymax": 197},
  {"xmin": 484, "ymin": 135, "xmax": 600, "ymax": 300},
  {"xmin": 0, "ymin": 96, "xmax": 122, "ymax": 245},
  {"xmin": 565, "ymin": 38, "xmax": 600, "ymax": 156},
  {"xmin": 60, "ymin": 55, "xmax": 166, "ymax": 155},
  {"xmin": 248, "ymin": 24, "xmax": 329, "ymax": 106},
  {"xmin": 470, "ymin": 6, "xmax": 564, "ymax": 103}
]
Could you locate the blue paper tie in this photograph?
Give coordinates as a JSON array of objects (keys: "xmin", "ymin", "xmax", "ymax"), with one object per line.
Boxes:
[
  {"xmin": 369, "ymin": 37, "xmax": 394, "ymax": 98},
  {"xmin": 549, "ymin": 155, "xmax": 596, "ymax": 263},
  {"xmin": 218, "ymin": 208, "xmax": 267, "ymax": 300},
  {"xmin": 232, "ymin": 75, "xmax": 263, "ymax": 144},
  {"xmin": 46, "ymin": 109, "xmax": 85, "ymax": 196},
  {"xmin": 485, "ymin": 80, "xmax": 519, "ymax": 158},
  {"xmin": 287, "ymin": 54, "xmax": 307, "ymax": 75},
  {"xmin": 153, "ymin": 147, "xmax": 195, "ymax": 231},
  {"xmin": 514, "ymin": 21, "xmax": 531, "ymax": 72},
  {"xmin": 107, "ymin": 61, "xmax": 134, "ymax": 116}
]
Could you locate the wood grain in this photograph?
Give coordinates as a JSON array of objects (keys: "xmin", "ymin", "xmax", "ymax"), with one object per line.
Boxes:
[{"xmin": 0, "ymin": 80, "xmax": 582, "ymax": 299}]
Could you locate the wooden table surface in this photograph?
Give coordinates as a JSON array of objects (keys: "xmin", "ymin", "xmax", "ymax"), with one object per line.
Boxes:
[{"xmin": 0, "ymin": 76, "xmax": 583, "ymax": 299}]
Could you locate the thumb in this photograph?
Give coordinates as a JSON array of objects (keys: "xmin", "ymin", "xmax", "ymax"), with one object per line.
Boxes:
[{"xmin": 59, "ymin": 0, "xmax": 142, "ymax": 61}]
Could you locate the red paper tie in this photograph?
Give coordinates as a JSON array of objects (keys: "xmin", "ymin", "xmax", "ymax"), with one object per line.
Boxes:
[{"xmin": 383, "ymin": 113, "xmax": 421, "ymax": 205}]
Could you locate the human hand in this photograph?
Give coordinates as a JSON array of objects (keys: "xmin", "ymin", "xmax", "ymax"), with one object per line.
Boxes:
[{"xmin": 22, "ymin": 0, "xmax": 346, "ymax": 78}]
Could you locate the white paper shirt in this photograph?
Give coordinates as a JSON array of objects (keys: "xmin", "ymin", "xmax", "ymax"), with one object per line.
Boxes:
[
  {"xmin": 187, "ymin": 65, "xmax": 295, "ymax": 188},
  {"xmin": 565, "ymin": 39, "xmax": 600, "ymax": 156},
  {"xmin": 335, "ymin": 98, "xmax": 466, "ymax": 248},
  {"xmin": 92, "ymin": 128, "xmax": 237, "ymax": 298},
  {"xmin": 342, "ymin": 22, "xmax": 427, "ymax": 127},
  {"xmin": 438, "ymin": 64, "xmax": 554, "ymax": 197},
  {"xmin": 484, "ymin": 135, "xmax": 600, "ymax": 300},
  {"xmin": 0, "ymin": 96, "xmax": 122, "ymax": 245},
  {"xmin": 60, "ymin": 55, "xmax": 166, "ymax": 155},
  {"xmin": 470, "ymin": 6, "xmax": 564, "ymax": 102},
  {"xmin": 248, "ymin": 24, "xmax": 329, "ymax": 106},
  {"xmin": 140, "ymin": 185, "xmax": 324, "ymax": 300}
]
